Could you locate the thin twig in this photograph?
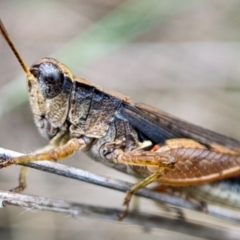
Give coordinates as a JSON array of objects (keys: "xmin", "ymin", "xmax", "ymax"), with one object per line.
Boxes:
[
  {"xmin": 0, "ymin": 147, "xmax": 240, "ymax": 223},
  {"xmin": 0, "ymin": 190, "xmax": 238, "ymax": 240}
]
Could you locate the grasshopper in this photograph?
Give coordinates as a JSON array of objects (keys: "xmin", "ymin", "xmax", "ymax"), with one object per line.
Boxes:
[{"xmin": 1, "ymin": 18, "xmax": 240, "ymax": 220}]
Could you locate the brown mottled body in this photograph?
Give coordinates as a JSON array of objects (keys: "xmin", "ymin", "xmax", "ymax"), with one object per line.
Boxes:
[{"xmin": 1, "ymin": 18, "xmax": 240, "ymax": 220}]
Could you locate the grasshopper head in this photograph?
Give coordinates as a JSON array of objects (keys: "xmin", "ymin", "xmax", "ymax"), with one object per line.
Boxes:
[
  {"xmin": 27, "ymin": 58, "xmax": 74, "ymax": 139},
  {"xmin": 0, "ymin": 19, "xmax": 75, "ymax": 139}
]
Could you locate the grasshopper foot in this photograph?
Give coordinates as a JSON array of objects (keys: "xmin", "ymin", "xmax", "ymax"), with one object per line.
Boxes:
[
  {"xmin": 0, "ymin": 154, "xmax": 13, "ymax": 168},
  {"xmin": 9, "ymin": 177, "xmax": 27, "ymax": 193},
  {"xmin": 9, "ymin": 185, "xmax": 26, "ymax": 193},
  {"xmin": 118, "ymin": 189, "xmax": 134, "ymax": 221}
]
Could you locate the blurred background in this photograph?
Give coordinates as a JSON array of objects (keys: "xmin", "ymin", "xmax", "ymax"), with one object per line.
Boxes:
[{"xmin": 1, "ymin": 0, "xmax": 240, "ymax": 239}]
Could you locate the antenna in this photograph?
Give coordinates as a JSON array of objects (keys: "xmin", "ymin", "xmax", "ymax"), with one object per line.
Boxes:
[{"xmin": 0, "ymin": 18, "xmax": 32, "ymax": 77}]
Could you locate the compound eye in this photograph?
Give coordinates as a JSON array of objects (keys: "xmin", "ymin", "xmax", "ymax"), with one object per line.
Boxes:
[{"xmin": 30, "ymin": 62, "xmax": 64, "ymax": 99}]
